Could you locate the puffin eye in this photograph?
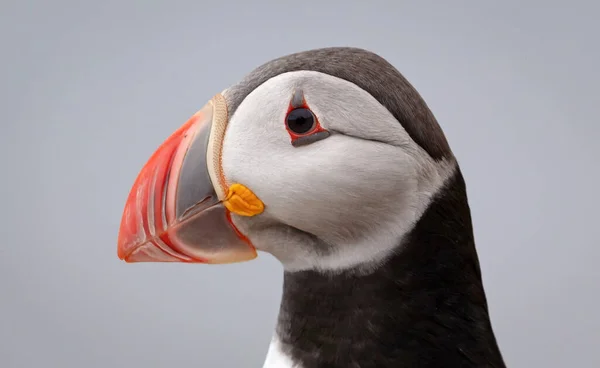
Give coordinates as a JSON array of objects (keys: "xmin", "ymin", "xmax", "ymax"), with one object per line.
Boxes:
[
  {"xmin": 284, "ymin": 104, "xmax": 330, "ymax": 147},
  {"xmin": 286, "ymin": 108, "xmax": 316, "ymax": 135}
]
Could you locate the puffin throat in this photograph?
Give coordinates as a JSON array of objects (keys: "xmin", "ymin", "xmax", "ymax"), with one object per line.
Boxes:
[{"xmin": 271, "ymin": 169, "xmax": 506, "ymax": 368}]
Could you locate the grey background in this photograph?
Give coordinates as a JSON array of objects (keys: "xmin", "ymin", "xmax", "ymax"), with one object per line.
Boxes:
[{"xmin": 1, "ymin": 1, "xmax": 598, "ymax": 367}]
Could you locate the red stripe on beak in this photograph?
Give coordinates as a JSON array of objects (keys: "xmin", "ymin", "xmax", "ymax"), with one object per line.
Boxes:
[{"xmin": 118, "ymin": 112, "xmax": 205, "ymax": 262}]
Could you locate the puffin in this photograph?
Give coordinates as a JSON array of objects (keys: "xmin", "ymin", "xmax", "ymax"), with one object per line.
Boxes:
[{"xmin": 117, "ymin": 47, "xmax": 506, "ymax": 368}]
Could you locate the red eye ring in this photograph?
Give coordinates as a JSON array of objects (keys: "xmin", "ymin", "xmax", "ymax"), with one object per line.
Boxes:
[{"xmin": 284, "ymin": 99, "xmax": 328, "ymax": 146}]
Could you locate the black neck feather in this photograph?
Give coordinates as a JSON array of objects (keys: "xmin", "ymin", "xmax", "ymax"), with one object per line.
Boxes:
[{"xmin": 275, "ymin": 168, "xmax": 505, "ymax": 368}]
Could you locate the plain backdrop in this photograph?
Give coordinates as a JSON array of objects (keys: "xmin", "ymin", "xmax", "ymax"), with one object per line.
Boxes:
[{"xmin": 1, "ymin": 1, "xmax": 598, "ymax": 367}]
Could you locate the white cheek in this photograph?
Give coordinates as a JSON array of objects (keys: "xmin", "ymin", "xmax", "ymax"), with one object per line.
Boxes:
[
  {"xmin": 222, "ymin": 72, "xmax": 417, "ymax": 238},
  {"xmin": 221, "ymin": 70, "xmax": 456, "ymax": 272},
  {"xmin": 264, "ymin": 137, "xmax": 418, "ymax": 239}
]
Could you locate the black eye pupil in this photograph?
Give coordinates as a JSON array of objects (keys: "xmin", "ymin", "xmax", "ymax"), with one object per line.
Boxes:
[{"xmin": 286, "ymin": 108, "xmax": 315, "ymax": 134}]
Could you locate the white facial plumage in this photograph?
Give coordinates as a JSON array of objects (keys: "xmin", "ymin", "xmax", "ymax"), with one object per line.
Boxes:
[{"xmin": 221, "ymin": 70, "xmax": 456, "ymax": 273}]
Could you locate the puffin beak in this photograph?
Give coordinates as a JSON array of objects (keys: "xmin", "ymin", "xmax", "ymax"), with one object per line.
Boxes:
[{"xmin": 117, "ymin": 95, "xmax": 262, "ymax": 264}]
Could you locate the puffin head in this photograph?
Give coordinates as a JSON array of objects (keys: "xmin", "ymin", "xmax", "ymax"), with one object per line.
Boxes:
[{"xmin": 117, "ymin": 47, "xmax": 457, "ymax": 273}]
